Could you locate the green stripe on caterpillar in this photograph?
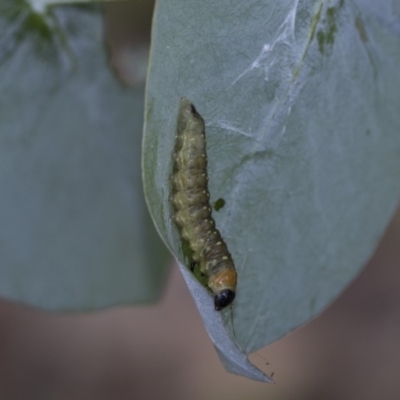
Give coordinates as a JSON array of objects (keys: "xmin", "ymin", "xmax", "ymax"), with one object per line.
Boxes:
[{"xmin": 170, "ymin": 98, "xmax": 237, "ymax": 311}]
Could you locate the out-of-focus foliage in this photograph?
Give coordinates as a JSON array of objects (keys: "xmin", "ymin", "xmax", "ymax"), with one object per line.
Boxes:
[{"xmin": 0, "ymin": 2, "xmax": 169, "ymax": 310}]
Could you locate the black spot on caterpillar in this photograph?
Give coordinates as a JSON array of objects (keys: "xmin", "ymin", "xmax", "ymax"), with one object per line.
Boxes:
[{"xmin": 170, "ymin": 98, "xmax": 237, "ymax": 311}]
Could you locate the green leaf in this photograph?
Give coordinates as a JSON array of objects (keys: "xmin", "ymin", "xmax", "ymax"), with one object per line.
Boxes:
[
  {"xmin": 0, "ymin": 2, "xmax": 169, "ymax": 310},
  {"xmin": 143, "ymin": 0, "xmax": 400, "ymax": 380}
]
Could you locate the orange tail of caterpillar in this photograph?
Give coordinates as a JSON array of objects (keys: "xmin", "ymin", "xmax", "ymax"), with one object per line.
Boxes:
[{"xmin": 170, "ymin": 98, "xmax": 237, "ymax": 311}]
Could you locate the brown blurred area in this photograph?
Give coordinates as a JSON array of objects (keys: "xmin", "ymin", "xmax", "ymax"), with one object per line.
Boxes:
[
  {"xmin": 1, "ymin": 2, "xmax": 399, "ymax": 399},
  {"xmin": 1, "ymin": 204, "xmax": 400, "ymax": 400}
]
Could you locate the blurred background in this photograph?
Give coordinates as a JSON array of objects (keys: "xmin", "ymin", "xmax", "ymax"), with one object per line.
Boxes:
[
  {"xmin": 0, "ymin": 1, "xmax": 399, "ymax": 399},
  {"xmin": 0, "ymin": 205, "xmax": 399, "ymax": 399}
]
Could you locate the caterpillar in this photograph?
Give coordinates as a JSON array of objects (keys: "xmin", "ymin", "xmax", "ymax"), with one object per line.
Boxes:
[{"xmin": 170, "ymin": 97, "xmax": 237, "ymax": 311}]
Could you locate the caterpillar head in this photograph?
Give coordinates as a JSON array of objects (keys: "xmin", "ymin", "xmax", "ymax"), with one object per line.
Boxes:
[
  {"xmin": 214, "ymin": 289, "xmax": 236, "ymax": 311},
  {"xmin": 208, "ymin": 268, "xmax": 237, "ymax": 311}
]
